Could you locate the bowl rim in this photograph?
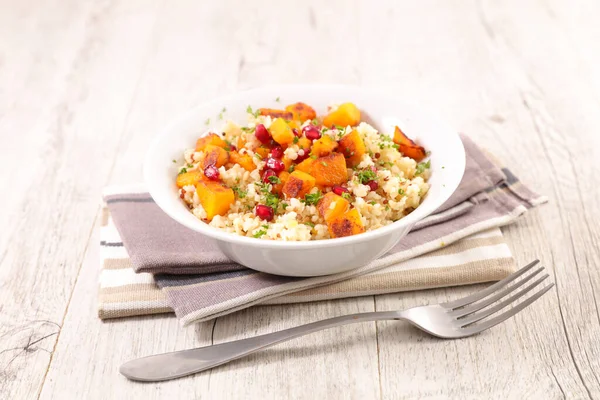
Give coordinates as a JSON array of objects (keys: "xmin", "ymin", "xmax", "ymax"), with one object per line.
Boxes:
[{"xmin": 144, "ymin": 84, "xmax": 465, "ymax": 249}]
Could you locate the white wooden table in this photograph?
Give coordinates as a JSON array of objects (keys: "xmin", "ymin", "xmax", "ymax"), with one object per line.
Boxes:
[{"xmin": 1, "ymin": 1, "xmax": 599, "ymax": 399}]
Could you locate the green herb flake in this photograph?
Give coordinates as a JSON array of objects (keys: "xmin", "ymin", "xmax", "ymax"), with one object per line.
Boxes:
[
  {"xmin": 310, "ymin": 155, "xmax": 317, "ymax": 160},
  {"xmin": 415, "ymin": 160, "xmax": 431, "ymax": 175},
  {"xmin": 264, "ymin": 193, "xmax": 280, "ymax": 209},
  {"xmin": 275, "ymin": 96, "xmax": 280, "ymax": 102},
  {"xmin": 442, "ymin": 166, "xmax": 445, "ymax": 169},
  {"xmin": 311, "ymin": 118, "xmax": 319, "ymax": 126},
  {"xmin": 222, "ymin": 107, "xmax": 227, "ymax": 112},
  {"xmin": 385, "ymin": 205, "xmax": 391, "ymax": 211},
  {"xmin": 368, "ymin": 201, "xmax": 377, "ymax": 205},
  {"xmin": 254, "ymin": 153, "xmax": 263, "ymax": 160},
  {"xmin": 204, "ymin": 118, "xmax": 210, "ymax": 125},
  {"xmin": 187, "ymin": 163, "xmax": 193, "ymax": 168},
  {"xmin": 302, "ymin": 191, "xmax": 323, "ymax": 206},
  {"xmin": 293, "ymin": 136, "xmax": 299, "ymax": 144},
  {"xmin": 341, "ymin": 192, "xmax": 352, "ymax": 200},
  {"xmin": 267, "ymin": 175, "xmax": 281, "ymax": 184},
  {"xmin": 304, "ymin": 221, "xmax": 315, "ymax": 228},
  {"xmin": 233, "ymin": 186, "xmax": 247, "ymax": 199},
  {"xmin": 253, "ymin": 229, "xmax": 267, "ymax": 238},
  {"xmin": 356, "ymin": 169, "xmax": 377, "ymax": 184},
  {"xmin": 398, "ymin": 188, "xmax": 405, "ymax": 195},
  {"xmin": 172, "ymin": 159, "xmax": 177, "ymax": 163},
  {"xmin": 321, "ymin": 161, "xmax": 328, "ymax": 166},
  {"xmin": 288, "ymin": 165, "xmax": 295, "ymax": 173},
  {"xmin": 178, "ymin": 167, "xmax": 188, "ymax": 175},
  {"xmin": 218, "ymin": 113, "xmax": 223, "ymax": 120},
  {"xmin": 281, "ymin": 202, "xmax": 289, "ymax": 210},
  {"xmin": 334, "ymin": 125, "xmax": 345, "ymax": 131}
]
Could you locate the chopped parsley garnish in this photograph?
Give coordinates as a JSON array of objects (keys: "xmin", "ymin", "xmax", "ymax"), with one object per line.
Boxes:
[
  {"xmin": 293, "ymin": 136, "xmax": 299, "ymax": 144},
  {"xmin": 233, "ymin": 186, "xmax": 247, "ymax": 198},
  {"xmin": 302, "ymin": 191, "xmax": 323, "ymax": 206},
  {"xmin": 288, "ymin": 164, "xmax": 295, "ymax": 173},
  {"xmin": 267, "ymin": 175, "xmax": 281, "ymax": 184},
  {"xmin": 442, "ymin": 166, "xmax": 445, "ymax": 169},
  {"xmin": 275, "ymin": 96, "xmax": 280, "ymax": 102},
  {"xmin": 385, "ymin": 205, "xmax": 391, "ymax": 211},
  {"xmin": 321, "ymin": 161, "xmax": 328, "ymax": 166},
  {"xmin": 178, "ymin": 167, "xmax": 187, "ymax": 175},
  {"xmin": 204, "ymin": 118, "xmax": 210, "ymax": 125},
  {"xmin": 311, "ymin": 118, "xmax": 319, "ymax": 126},
  {"xmin": 415, "ymin": 160, "xmax": 431, "ymax": 175},
  {"xmin": 172, "ymin": 159, "xmax": 177, "ymax": 163},
  {"xmin": 341, "ymin": 192, "xmax": 352, "ymax": 200},
  {"xmin": 218, "ymin": 112, "xmax": 223, "ymax": 120},
  {"xmin": 304, "ymin": 221, "xmax": 315, "ymax": 228},
  {"xmin": 334, "ymin": 125, "xmax": 345, "ymax": 131},
  {"xmin": 368, "ymin": 201, "xmax": 377, "ymax": 205},
  {"xmin": 246, "ymin": 105, "xmax": 260, "ymax": 118},
  {"xmin": 356, "ymin": 169, "xmax": 377, "ymax": 184},
  {"xmin": 253, "ymin": 229, "xmax": 267, "ymax": 238},
  {"xmin": 264, "ymin": 193, "xmax": 280, "ymax": 209},
  {"xmin": 310, "ymin": 155, "xmax": 317, "ymax": 160},
  {"xmin": 254, "ymin": 153, "xmax": 263, "ymax": 160},
  {"xmin": 240, "ymin": 126, "xmax": 254, "ymax": 132},
  {"xmin": 398, "ymin": 188, "xmax": 405, "ymax": 195},
  {"xmin": 222, "ymin": 107, "xmax": 227, "ymax": 112},
  {"xmin": 281, "ymin": 202, "xmax": 289, "ymax": 210},
  {"xmin": 187, "ymin": 163, "xmax": 193, "ymax": 168}
]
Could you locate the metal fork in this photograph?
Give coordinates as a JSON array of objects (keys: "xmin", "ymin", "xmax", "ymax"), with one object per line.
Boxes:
[{"xmin": 120, "ymin": 260, "xmax": 553, "ymax": 382}]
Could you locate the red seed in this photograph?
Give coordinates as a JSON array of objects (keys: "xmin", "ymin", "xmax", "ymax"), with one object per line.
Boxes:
[
  {"xmin": 180, "ymin": 192, "xmax": 185, "ymax": 199},
  {"xmin": 303, "ymin": 125, "xmax": 321, "ymax": 140},
  {"xmin": 332, "ymin": 185, "xmax": 349, "ymax": 196},
  {"xmin": 204, "ymin": 165, "xmax": 220, "ymax": 180},
  {"xmin": 292, "ymin": 128, "xmax": 300, "ymax": 137},
  {"xmin": 255, "ymin": 204, "xmax": 274, "ymax": 221},
  {"xmin": 374, "ymin": 152, "xmax": 381, "ymax": 159},
  {"xmin": 366, "ymin": 180, "xmax": 378, "ymax": 191},
  {"xmin": 262, "ymin": 169, "xmax": 277, "ymax": 183},
  {"xmin": 255, "ymin": 124, "xmax": 271, "ymax": 144},
  {"xmin": 270, "ymin": 146, "xmax": 284, "ymax": 159},
  {"xmin": 265, "ymin": 157, "xmax": 285, "ymax": 173},
  {"xmin": 229, "ymin": 144, "xmax": 237, "ymax": 151},
  {"xmin": 295, "ymin": 149, "xmax": 309, "ymax": 162}
]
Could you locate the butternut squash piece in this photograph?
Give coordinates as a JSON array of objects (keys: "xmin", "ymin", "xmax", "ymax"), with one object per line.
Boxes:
[
  {"xmin": 176, "ymin": 170, "xmax": 203, "ymax": 188},
  {"xmin": 201, "ymin": 144, "xmax": 229, "ymax": 169},
  {"xmin": 282, "ymin": 170, "xmax": 316, "ymax": 199},
  {"xmin": 323, "ymin": 102, "xmax": 361, "ymax": 128},
  {"xmin": 311, "ymin": 135, "xmax": 338, "ymax": 157},
  {"xmin": 229, "ymin": 150, "xmax": 255, "ymax": 172},
  {"xmin": 195, "ymin": 133, "xmax": 227, "ymax": 152},
  {"xmin": 254, "ymin": 146, "xmax": 270, "ymax": 159},
  {"xmin": 272, "ymin": 171, "xmax": 290, "ymax": 195},
  {"xmin": 328, "ymin": 208, "xmax": 365, "ymax": 238},
  {"xmin": 259, "ymin": 108, "xmax": 293, "ymax": 120},
  {"xmin": 393, "ymin": 126, "xmax": 426, "ymax": 162},
  {"xmin": 338, "ymin": 129, "xmax": 366, "ymax": 167},
  {"xmin": 285, "ymin": 102, "xmax": 317, "ymax": 122},
  {"xmin": 237, "ymin": 136, "xmax": 247, "ymax": 150},
  {"xmin": 195, "ymin": 180, "xmax": 235, "ymax": 221},
  {"xmin": 317, "ymin": 192, "xmax": 350, "ymax": 223},
  {"xmin": 310, "ymin": 153, "xmax": 348, "ymax": 187},
  {"xmin": 269, "ymin": 118, "xmax": 295, "ymax": 146},
  {"xmin": 282, "ymin": 156, "xmax": 293, "ymax": 172},
  {"xmin": 295, "ymin": 157, "xmax": 316, "ymax": 173}
]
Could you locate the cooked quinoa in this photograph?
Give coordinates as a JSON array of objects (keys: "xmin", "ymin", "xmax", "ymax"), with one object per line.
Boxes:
[{"xmin": 175, "ymin": 102, "xmax": 431, "ymax": 241}]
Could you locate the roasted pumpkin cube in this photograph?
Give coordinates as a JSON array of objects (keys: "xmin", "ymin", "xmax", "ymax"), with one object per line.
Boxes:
[
  {"xmin": 229, "ymin": 150, "xmax": 255, "ymax": 172},
  {"xmin": 297, "ymin": 136, "xmax": 312, "ymax": 152},
  {"xmin": 295, "ymin": 157, "xmax": 316, "ymax": 173},
  {"xmin": 282, "ymin": 170, "xmax": 316, "ymax": 199},
  {"xmin": 323, "ymin": 102, "xmax": 361, "ymax": 128},
  {"xmin": 393, "ymin": 126, "xmax": 426, "ymax": 162},
  {"xmin": 259, "ymin": 108, "xmax": 293, "ymax": 120},
  {"xmin": 338, "ymin": 129, "xmax": 366, "ymax": 167},
  {"xmin": 195, "ymin": 180, "xmax": 235, "ymax": 221},
  {"xmin": 310, "ymin": 153, "xmax": 348, "ymax": 187},
  {"xmin": 282, "ymin": 156, "xmax": 294, "ymax": 172},
  {"xmin": 176, "ymin": 170, "xmax": 203, "ymax": 188},
  {"xmin": 311, "ymin": 135, "xmax": 338, "ymax": 157},
  {"xmin": 195, "ymin": 133, "xmax": 228, "ymax": 152},
  {"xmin": 272, "ymin": 171, "xmax": 290, "ymax": 195},
  {"xmin": 254, "ymin": 146, "xmax": 270, "ymax": 159},
  {"xmin": 285, "ymin": 102, "xmax": 317, "ymax": 122},
  {"xmin": 317, "ymin": 192, "xmax": 350, "ymax": 223},
  {"xmin": 269, "ymin": 118, "xmax": 295, "ymax": 146},
  {"xmin": 201, "ymin": 144, "xmax": 229, "ymax": 169},
  {"xmin": 328, "ymin": 208, "xmax": 365, "ymax": 238},
  {"xmin": 237, "ymin": 136, "xmax": 247, "ymax": 150}
]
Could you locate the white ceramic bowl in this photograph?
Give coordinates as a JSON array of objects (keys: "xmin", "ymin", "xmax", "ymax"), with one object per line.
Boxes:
[{"xmin": 144, "ymin": 85, "xmax": 465, "ymax": 277}]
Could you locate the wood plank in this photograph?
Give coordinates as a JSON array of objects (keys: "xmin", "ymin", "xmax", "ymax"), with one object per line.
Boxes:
[{"xmin": 0, "ymin": 0, "xmax": 163, "ymax": 398}]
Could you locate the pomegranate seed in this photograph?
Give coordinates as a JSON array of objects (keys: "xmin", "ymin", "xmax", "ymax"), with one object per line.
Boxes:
[
  {"xmin": 302, "ymin": 125, "xmax": 321, "ymax": 140},
  {"xmin": 270, "ymin": 146, "xmax": 284, "ymax": 159},
  {"xmin": 229, "ymin": 144, "xmax": 237, "ymax": 151},
  {"xmin": 255, "ymin": 204, "xmax": 274, "ymax": 221},
  {"xmin": 295, "ymin": 149, "xmax": 309, "ymax": 162},
  {"xmin": 255, "ymin": 124, "xmax": 271, "ymax": 144},
  {"xmin": 366, "ymin": 180, "xmax": 378, "ymax": 191},
  {"xmin": 262, "ymin": 169, "xmax": 277, "ymax": 183},
  {"xmin": 204, "ymin": 165, "xmax": 220, "ymax": 181},
  {"xmin": 332, "ymin": 185, "xmax": 349, "ymax": 196},
  {"xmin": 266, "ymin": 157, "xmax": 285, "ymax": 173},
  {"xmin": 180, "ymin": 192, "xmax": 185, "ymax": 199},
  {"xmin": 292, "ymin": 128, "xmax": 300, "ymax": 137}
]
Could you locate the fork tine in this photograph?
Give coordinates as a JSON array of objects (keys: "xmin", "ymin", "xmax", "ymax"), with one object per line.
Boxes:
[
  {"xmin": 451, "ymin": 267, "xmax": 545, "ymax": 318},
  {"xmin": 443, "ymin": 259, "xmax": 540, "ymax": 309},
  {"xmin": 458, "ymin": 274, "xmax": 549, "ymax": 326},
  {"xmin": 460, "ymin": 283, "xmax": 554, "ymax": 335}
]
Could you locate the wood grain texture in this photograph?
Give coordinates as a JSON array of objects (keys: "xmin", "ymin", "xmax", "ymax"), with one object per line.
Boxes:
[{"xmin": 0, "ymin": 0, "xmax": 598, "ymax": 399}]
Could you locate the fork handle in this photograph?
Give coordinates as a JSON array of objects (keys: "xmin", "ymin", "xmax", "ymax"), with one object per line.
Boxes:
[{"xmin": 120, "ymin": 310, "xmax": 402, "ymax": 381}]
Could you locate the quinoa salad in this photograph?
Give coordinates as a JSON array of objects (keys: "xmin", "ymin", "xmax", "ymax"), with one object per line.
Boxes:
[{"xmin": 174, "ymin": 101, "xmax": 431, "ymax": 241}]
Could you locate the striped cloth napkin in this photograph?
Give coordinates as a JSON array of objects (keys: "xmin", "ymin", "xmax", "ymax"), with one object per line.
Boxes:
[{"xmin": 98, "ymin": 136, "xmax": 546, "ymax": 326}]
